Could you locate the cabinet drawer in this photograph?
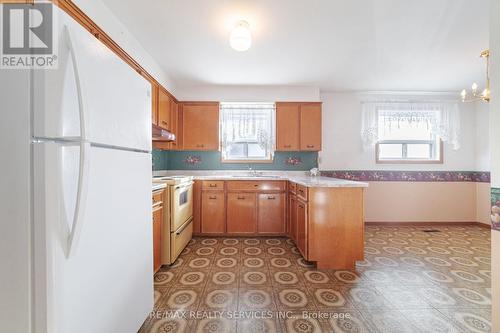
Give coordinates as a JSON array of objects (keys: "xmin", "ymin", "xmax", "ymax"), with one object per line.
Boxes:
[
  {"xmin": 152, "ymin": 190, "xmax": 164, "ymax": 207},
  {"xmin": 296, "ymin": 184, "xmax": 308, "ymax": 201},
  {"xmin": 171, "ymin": 218, "xmax": 193, "ymax": 262},
  {"xmin": 288, "ymin": 182, "xmax": 297, "ymax": 194},
  {"xmin": 202, "ymin": 180, "xmax": 225, "ymax": 190},
  {"xmin": 227, "ymin": 180, "xmax": 285, "ymax": 192}
]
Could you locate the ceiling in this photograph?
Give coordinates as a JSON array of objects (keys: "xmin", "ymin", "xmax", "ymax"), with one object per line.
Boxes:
[{"xmin": 101, "ymin": 0, "xmax": 490, "ymax": 92}]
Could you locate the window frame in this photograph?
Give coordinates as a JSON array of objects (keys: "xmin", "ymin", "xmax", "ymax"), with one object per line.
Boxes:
[
  {"xmin": 221, "ymin": 140, "xmax": 275, "ymax": 164},
  {"xmin": 219, "ymin": 102, "xmax": 276, "ymax": 163},
  {"xmin": 376, "ymin": 139, "xmax": 443, "ymax": 164}
]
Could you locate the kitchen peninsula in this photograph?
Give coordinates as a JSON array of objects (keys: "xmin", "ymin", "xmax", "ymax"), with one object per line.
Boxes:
[{"xmin": 155, "ymin": 171, "xmax": 368, "ymax": 269}]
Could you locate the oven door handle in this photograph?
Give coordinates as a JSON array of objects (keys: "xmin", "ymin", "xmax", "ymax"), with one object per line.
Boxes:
[
  {"xmin": 176, "ymin": 218, "xmax": 193, "ymax": 235},
  {"xmin": 174, "ymin": 181, "xmax": 194, "ymax": 191}
]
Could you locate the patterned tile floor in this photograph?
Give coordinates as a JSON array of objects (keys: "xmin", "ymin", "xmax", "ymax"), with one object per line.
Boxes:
[{"xmin": 139, "ymin": 225, "xmax": 491, "ymax": 333}]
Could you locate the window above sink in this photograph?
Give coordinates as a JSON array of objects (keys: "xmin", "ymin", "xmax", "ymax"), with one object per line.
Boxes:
[{"xmin": 220, "ymin": 102, "xmax": 276, "ymax": 163}]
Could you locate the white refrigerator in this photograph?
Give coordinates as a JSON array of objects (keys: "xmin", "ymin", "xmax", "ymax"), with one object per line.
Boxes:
[{"xmin": 1, "ymin": 5, "xmax": 153, "ymax": 333}]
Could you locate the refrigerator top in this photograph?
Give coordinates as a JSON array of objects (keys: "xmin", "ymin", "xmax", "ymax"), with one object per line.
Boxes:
[{"xmin": 33, "ymin": 8, "xmax": 152, "ymax": 152}]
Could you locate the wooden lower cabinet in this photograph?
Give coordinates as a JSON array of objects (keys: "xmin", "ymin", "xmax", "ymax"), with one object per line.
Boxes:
[
  {"xmin": 152, "ymin": 208, "xmax": 162, "ymax": 273},
  {"xmin": 289, "ymin": 193, "xmax": 298, "ymax": 242},
  {"xmin": 296, "ymin": 199, "xmax": 308, "ymax": 258},
  {"xmin": 192, "ymin": 180, "xmax": 202, "ymax": 233},
  {"xmin": 257, "ymin": 193, "xmax": 285, "ymax": 234},
  {"xmin": 201, "ymin": 192, "xmax": 225, "ymax": 233},
  {"xmin": 193, "ymin": 179, "xmax": 365, "ymax": 270},
  {"xmin": 227, "ymin": 193, "xmax": 256, "ymax": 234},
  {"xmin": 195, "ymin": 180, "xmax": 286, "ymax": 236}
]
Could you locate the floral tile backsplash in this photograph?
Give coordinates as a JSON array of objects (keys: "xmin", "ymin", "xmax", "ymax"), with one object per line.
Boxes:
[
  {"xmin": 321, "ymin": 170, "xmax": 491, "ymax": 183},
  {"xmin": 152, "ymin": 150, "xmax": 318, "ymax": 171}
]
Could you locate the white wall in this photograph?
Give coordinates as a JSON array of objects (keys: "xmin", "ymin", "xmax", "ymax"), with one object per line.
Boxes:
[
  {"xmin": 176, "ymin": 85, "xmax": 320, "ymax": 102},
  {"xmin": 73, "ymin": 0, "xmax": 177, "ymax": 95},
  {"xmin": 475, "ymin": 102, "xmax": 490, "ymax": 171},
  {"xmin": 319, "ymin": 91, "xmax": 486, "ymax": 171}
]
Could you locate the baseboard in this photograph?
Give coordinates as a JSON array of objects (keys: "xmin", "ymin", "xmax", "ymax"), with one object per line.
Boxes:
[{"xmin": 365, "ymin": 221, "xmax": 491, "ymax": 229}]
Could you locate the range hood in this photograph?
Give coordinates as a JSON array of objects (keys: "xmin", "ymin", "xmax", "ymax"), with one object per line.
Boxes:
[{"xmin": 152, "ymin": 124, "xmax": 176, "ymax": 142}]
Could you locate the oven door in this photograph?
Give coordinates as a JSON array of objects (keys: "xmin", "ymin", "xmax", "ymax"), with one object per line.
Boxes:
[{"xmin": 171, "ymin": 182, "xmax": 193, "ymax": 231}]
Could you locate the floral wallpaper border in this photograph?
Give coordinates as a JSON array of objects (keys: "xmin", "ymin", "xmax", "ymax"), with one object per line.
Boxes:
[
  {"xmin": 492, "ymin": 188, "xmax": 500, "ymax": 231},
  {"xmin": 321, "ymin": 170, "xmax": 491, "ymax": 183}
]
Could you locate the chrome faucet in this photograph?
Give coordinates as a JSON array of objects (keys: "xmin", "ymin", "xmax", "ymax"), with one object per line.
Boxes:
[{"xmin": 248, "ymin": 166, "xmax": 260, "ymax": 176}]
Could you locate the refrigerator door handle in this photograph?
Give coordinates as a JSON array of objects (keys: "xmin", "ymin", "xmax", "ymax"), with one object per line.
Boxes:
[
  {"xmin": 66, "ymin": 141, "xmax": 91, "ymax": 258},
  {"xmin": 64, "ymin": 25, "xmax": 88, "ymax": 141}
]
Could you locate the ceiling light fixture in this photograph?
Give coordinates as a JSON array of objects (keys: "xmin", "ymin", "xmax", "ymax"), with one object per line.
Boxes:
[
  {"xmin": 230, "ymin": 20, "xmax": 251, "ymax": 51},
  {"xmin": 461, "ymin": 50, "xmax": 490, "ymax": 103}
]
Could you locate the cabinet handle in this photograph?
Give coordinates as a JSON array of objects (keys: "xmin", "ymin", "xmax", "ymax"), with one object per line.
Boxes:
[
  {"xmin": 237, "ymin": 196, "xmax": 245, "ymax": 200},
  {"xmin": 267, "ymin": 196, "xmax": 276, "ymax": 200},
  {"xmin": 208, "ymin": 196, "xmax": 217, "ymax": 200},
  {"xmin": 209, "ymin": 184, "xmax": 217, "ymax": 187},
  {"xmin": 196, "ymin": 144, "xmax": 205, "ymax": 148},
  {"xmin": 161, "ymin": 120, "xmax": 168, "ymax": 125},
  {"xmin": 306, "ymin": 144, "xmax": 314, "ymax": 148},
  {"xmin": 253, "ymin": 184, "xmax": 259, "ymax": 187},
  {"xmin": 299, "ymin": 204, "xmax": 305, "ymax": 209},
  {"xmin": 284, "ymin": 144, "xmax": 291, "ymax": 148}
]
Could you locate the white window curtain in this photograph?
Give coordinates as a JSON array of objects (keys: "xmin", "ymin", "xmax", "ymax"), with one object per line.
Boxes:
[
  {"xmin": 361, "ymin": 102, "xmax": 461, "ymax": 150},
  {"xmin": 220, "ymin": 102, "xmax": 276, "ymax": 159}
]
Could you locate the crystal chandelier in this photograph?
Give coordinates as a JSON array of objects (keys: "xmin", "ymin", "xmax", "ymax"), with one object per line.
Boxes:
[{"xmin": 461, "ymin": 50, "xmax": 490, "ymax": 103}]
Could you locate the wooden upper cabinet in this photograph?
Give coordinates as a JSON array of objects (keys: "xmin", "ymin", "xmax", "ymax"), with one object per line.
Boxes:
[
  {"xmin": 151, "ymin": 83, "xmax": 159, "ymax": 126},
  {"xmin": 170, "ymin": 100, "xmax": 179, "ymax": 149},
  {"xmin": 158, "ymin": 88, "xmax": 172, "ymax": 130},
  {"xmin": 182, "ymin": 102, "xmax": 219, "ymax": 150},
  {"xmin": 227, "ymin": 193, "xmax": 256, "ymax": 234},
  {"xmin": 275, "ymin": 102, "xmax": 322, "ymax": 151},
  {"xmin": 276, "ymin": 103, "xmax": 300, "ymax": 151},
  {"xmin": 258, "ymin": 193, "xmax": 285, "ymax": 234},
  {"xmin": 300, "ymin": 103, "xmax": 322, "ymax": 151}
]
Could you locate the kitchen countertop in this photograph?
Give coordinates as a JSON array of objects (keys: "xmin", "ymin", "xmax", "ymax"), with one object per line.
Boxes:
[
  {"xmin": 152, "ymin": 182, "xmax": 167, "ymax": 191},
  {"xmin": 153, "ymin": 171, "xmax": 368, "ymax": 188}
]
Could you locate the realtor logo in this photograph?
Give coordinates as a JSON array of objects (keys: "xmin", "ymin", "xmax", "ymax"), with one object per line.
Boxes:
[{"xmin": 1, "ymin": 2, "xmax": 58, "ymax": 69}]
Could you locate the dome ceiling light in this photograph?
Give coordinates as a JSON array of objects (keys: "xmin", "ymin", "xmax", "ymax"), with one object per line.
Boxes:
[{"xmin": 230, "ymin": 20, "xmax": 252, "ymax": 52}]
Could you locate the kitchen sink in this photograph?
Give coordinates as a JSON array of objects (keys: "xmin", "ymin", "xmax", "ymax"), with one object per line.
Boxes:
[{"xmin": 229, "ymin": 175, "xmax": 281, "ymax": 179}]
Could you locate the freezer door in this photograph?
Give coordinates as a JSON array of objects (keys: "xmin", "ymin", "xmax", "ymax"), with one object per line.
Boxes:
[
  {"xmin": 33, "ymin": 143, "xmax": 153, "ymax": 333},
  {"xmin": 33, "ymin": 6, "xmax": 151, "ymax": 151}
]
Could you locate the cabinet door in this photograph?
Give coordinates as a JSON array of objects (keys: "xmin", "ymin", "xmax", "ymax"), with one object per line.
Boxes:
[
  {"xmin": 289, "ymin": 194, "xmax": 298, "ymax": 242},
  {"xmin": 169, "ymin": 100, "xmax": 179, "ymax": 150},
  {"xmin": 227, "ymin": 193, "xmax": 256, "ymax": 234},
  {"xmin": 276, "ymin": 103, "xmax": 300, "ymax": 151},
  {"xmin": 258, "ymin": 193, "xmax": 285, "ymax": 234},
  {"xmin": 297, "ymin": 200, "xmax": 308, "ymax": 258},
  {"xmin": 300, "ymin": 103, "xmax": 322, "ymax": 151},
  {"xmin": 153, "ymin": 207, "xmax": 163, "ymax": 272},
  {"xmin": 193, "ymin": 181, "xmax": 202, "ymax": 234},
  {"xmin": 201, "ymin": 192, "xmax": 225, "ymax": 233},
  {"xmin": 151, "ymin": 83, "xmax": 159, "ymax": 126},
  {"xmin": 158, "ymin": 88, "xmax": 171, "ymax": 130},
  {"xmin": 182, "ymin": 103, "xmax": 219, "ymax": 150}
]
